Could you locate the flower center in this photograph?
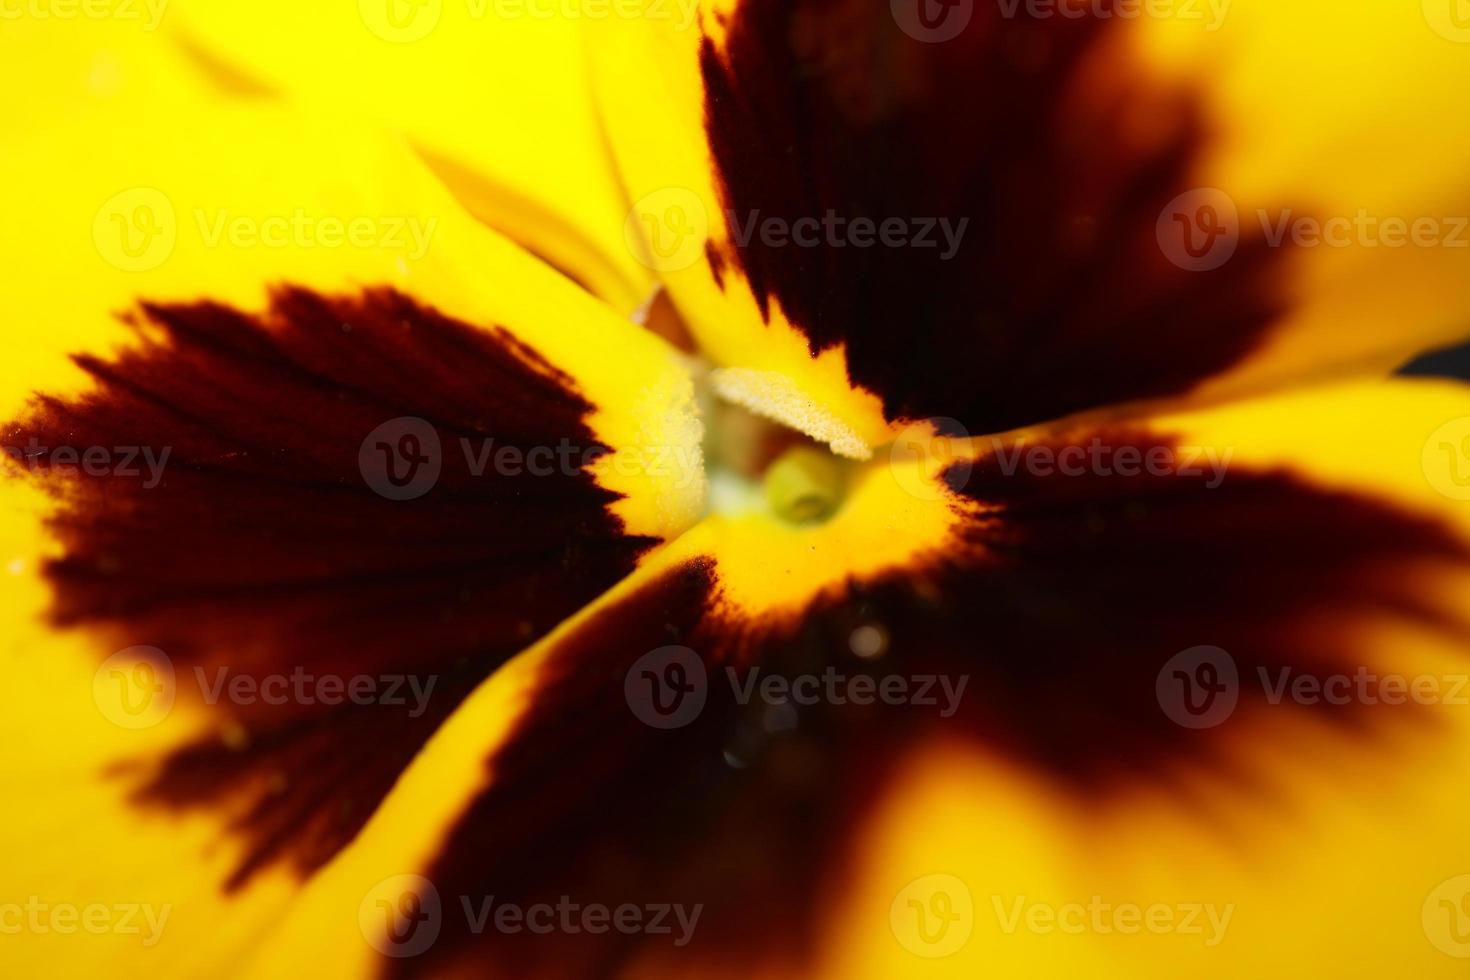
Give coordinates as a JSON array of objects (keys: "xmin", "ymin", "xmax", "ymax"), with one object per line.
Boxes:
[
  {"xmin": 763, "ymin": 446, "xmax": 846, "ymax": 525},
  {"xmin": 636, "ymin": 289, "xmax": 864, "ymax": 526},
  {"xmin": 701, "ymin": 390, "xmax": 852, "ymax": 526}
]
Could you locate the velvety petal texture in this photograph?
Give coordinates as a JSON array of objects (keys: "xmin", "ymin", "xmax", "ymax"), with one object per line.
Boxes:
[
  {"xmin": 589, "ymin": 0, "xmax": 1470, "ymax": 449},
  {"xmin": 0, "ymin": 17, "xmax": 700, "ymax": 977},
  {"xmin": 5, "ymin": 6, "xmax": 1470, "ymax": 980},
  {"xmin": 230, "ymin": 382, "xmax": 1470, "ymax": 978}
]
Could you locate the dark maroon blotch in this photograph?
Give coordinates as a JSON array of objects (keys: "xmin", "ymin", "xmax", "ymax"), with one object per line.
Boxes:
[
  {"xmin": 5, "ymin": 286, "xmax": 657, "ymax": 889},
  {"xmin": 403, "ymin": 433, "xmax": 1469, "ymax": 977},
  {"xmin": 701, "ymin": 0, "xmax": 1292, "ymax": 432}
]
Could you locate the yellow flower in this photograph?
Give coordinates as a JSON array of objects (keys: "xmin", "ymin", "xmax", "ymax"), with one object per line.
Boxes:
[{"xmin": 4, "ymin": 2, "xmax": 1470, "ymax": 977}]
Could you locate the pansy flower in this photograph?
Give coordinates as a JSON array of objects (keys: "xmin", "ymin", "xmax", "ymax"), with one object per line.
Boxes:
[{"xmin": 5, "ymin": 1, "xmax": 1470, "ymax": 977}]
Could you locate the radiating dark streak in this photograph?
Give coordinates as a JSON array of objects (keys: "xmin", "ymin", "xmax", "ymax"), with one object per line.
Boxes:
[
  {"xmin": 6, "ymin": 286, "xmax": 657, "ymax": 888},
  {"xmin": 700, "ymin": 0, "xmax": 1295, "ymax": 433},
  {"xmin": 405, "ymin": 433, "xmax": 1469, "ymax": 978}
]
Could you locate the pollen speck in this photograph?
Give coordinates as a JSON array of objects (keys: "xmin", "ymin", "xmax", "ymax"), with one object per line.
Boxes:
[{"xmin": 849, "ymin": 624, "xmax": 888, "ymax": 660}]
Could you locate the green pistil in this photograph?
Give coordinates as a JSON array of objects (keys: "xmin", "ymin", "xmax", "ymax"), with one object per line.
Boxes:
[{"xmin": 764, "ymin": 446, "xmax": 846, "ymax": 525}]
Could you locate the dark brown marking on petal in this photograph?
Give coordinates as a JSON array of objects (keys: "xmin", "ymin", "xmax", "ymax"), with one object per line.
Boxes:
[
  {"xmin": 945, "ymin": 435, "xmax": 1470, "ymax": 780},
  {"xmin": 393, "ymin": 558, "xmax": 865, "ymax": 979},
  {"xmin": 3, "ymin": 286, "xmax": 657, "ymax": 890},
  {"xmin": 639, "ymin": 287, "xmax": 700, "ymax": 355},
  {"xmin": 1400, "ymin": 338, "xmax": 1470, "ymax": 382},
  {"xmin": 703, "ymin": 239, "xmax": 727, "ymax": 291},
  {"xmin": 401, "ymin": 434, "xmax": 1469, "ymax": 977},
  {"xmin": 174, "ymin": 32, "xmax": 282, "ymax": 99},
  {"xmin": 701, "ymin": 0, "xmax": 1293, "ymax": 432}
]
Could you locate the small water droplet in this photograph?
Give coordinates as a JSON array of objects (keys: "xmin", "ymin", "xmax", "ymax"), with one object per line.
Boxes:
[{"xmin": 850, "ymin": 624, "xmax": 888, "ymax": 660}]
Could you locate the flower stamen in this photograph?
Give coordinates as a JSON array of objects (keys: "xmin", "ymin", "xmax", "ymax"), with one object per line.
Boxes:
[{"xmin": 763, "ymin": 445, "xmax": 846, "ymax": 525}]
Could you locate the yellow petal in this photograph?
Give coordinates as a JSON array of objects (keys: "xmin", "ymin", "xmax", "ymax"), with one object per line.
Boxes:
[
  {"xmin": 1137, "ymin": 4, "xmax": 1470, "ymax": 402},
  {"xmin": 587, "ymin": 3, "xmax": 1470, "ymax": 445},
  {"xmin": 0, "ymin": 21, "xmax": 702, "ymax": 537},
  {"xmin": 165, "ymin": 0, "xmax": 655, "ymax": 310},
  {"xmin": 833, "ymin": 377, "xmax": 1470, "ymax": 979},
  {"xmin": 588, "ymin": 3, "xmax": 897, "ymax": 455},
  {"xmin": 0, "ymin": 21, "xmax": 702, "ymax": 977},
  {"xmin": 201, "ymin": 438, "xmax": 967, "ymax": 977},
  {"xmin": 233, "ymin": 378, "xmax": 1470, "ymax": 978}
]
